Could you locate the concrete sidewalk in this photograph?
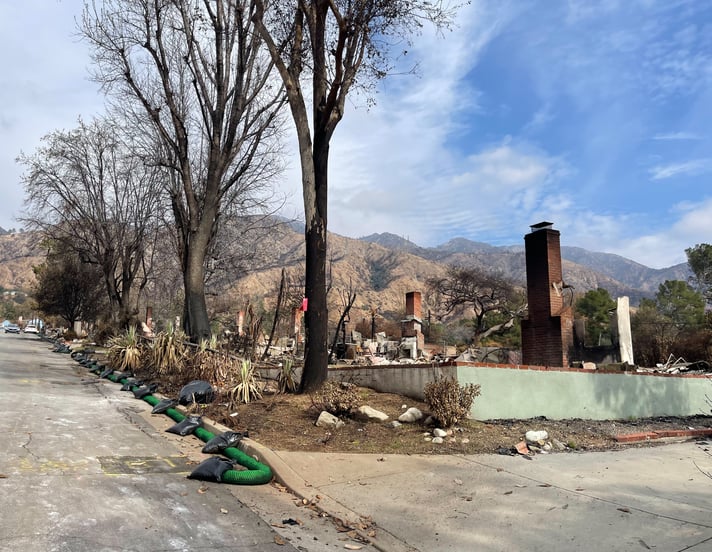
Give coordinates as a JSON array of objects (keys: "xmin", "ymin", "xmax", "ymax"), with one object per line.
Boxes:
[
  {"xmin": 23, "ymin": 339, "xmax": 712, "ymax": 552},
  {"xmin": 244, "ymin": 440, "xmax": 712, "ymax": 551}
]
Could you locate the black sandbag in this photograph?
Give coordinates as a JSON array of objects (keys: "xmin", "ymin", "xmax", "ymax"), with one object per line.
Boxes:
[
  {"xmin": 113, "ymin": 371, "xmax": 133, "ymax": 381},
  {"xmin": 151, "ymin": 398, "xmax": 178, "ymax": 414},
  {"xmin": 187, "ymin": 457, "xmax": 234, "ymax": 482},
  {"xmin": 133, "ymin": 383, "xmax": 158, "ymax": 399},
  {"xmin": 121, "ymin": 378, "xmax": 142, "ymax": 391},
  {"xmin": 166, "ymin": 415, "xmax": 202, "ymax": 436},
  {"xmin": 201, "ymin": 431, "xmax": 246, "ymax": 454},
  {"xmin": 178, "ymin": 380, "xmax": 215, "ymax": 405},
  {"xmin": 99, "ymin": 367, "xmax": 114, "ymax": 379}
]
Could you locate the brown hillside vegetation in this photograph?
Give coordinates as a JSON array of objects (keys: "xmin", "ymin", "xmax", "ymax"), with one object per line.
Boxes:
[
  {"xmin": 0, "ymin": 223, "xmax": 683, "ymax": 318},
  {"xmin": 0, "ymin": 233, "xmax": 44, "ymax": 291}
]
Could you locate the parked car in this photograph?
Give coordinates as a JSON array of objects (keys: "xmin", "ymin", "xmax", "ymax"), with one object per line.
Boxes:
[
  {"xmin": 23, "ymin": 324, "xmax": 39, "ymax": 334},
  {"xmin": 4, "ymin": 324, "xmax": 20, "ymax": 334}
]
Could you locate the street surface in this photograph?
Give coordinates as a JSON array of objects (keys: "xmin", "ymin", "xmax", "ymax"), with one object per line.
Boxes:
[{"xmin": 0, "ymin": 333, "xmax": 360, "ymax": 552}]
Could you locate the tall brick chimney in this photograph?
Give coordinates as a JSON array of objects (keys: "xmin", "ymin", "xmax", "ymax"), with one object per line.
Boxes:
[
  {"xmin": 405, "ymin": 291, "xmax": 422, "ymax": 321},
  {"xmin": 521, "ymin": 222, "xmax": 574, "ymax": 367},
  {"xmin": 402, "ymin": 291, "xmax": 424, "ymax": 352}
]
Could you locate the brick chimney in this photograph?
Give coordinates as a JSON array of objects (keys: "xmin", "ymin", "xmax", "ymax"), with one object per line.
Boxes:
[
  {"xmin": 521, "ymin": 222, "xmax": 574, "ymax": 367},
  {"xmin": 402, "ymin": 291, "xmax": 424, "ymax": 352},
  {"xmin": 405, "ymin": 291, "xmax": 422, "ymax": 321}
]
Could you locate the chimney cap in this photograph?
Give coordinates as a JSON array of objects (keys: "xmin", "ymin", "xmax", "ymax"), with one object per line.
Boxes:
[{"xmin": 530, "ymin": 221, "xmax": 554, "ymax": 232}]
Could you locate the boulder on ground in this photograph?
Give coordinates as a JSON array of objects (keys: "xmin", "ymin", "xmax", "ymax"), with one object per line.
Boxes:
[
  {"xmin": 316, "ymin": 411, "xmax": 345, "ymax": 429},
  {"xmin": 353, "ymin": 405, "xmax": 389, "ymax": 422},
  {"xmin": 398, "ymin": 407, "xmax": 423, "ymax": 423},
  {"xmin": 525, "ymin": 430, "xmax": 549, "ymax": 445}
]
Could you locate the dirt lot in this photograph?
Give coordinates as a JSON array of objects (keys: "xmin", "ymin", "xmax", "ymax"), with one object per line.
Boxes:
[{"xmin": 196, "ymin": 385, "xmax": 712, "ymax": 455}]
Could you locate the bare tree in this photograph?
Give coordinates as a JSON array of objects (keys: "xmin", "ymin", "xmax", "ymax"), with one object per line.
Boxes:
[
  {"xmin": 19, "ymin": 117, "xmax": 163, "ymax": 329},
  {"xmin": 427, "ymin": 266, "xmax": 525, "ymax": 346},
  {"xmin": 81, "ymin": 0, "xmax": 285, "ymax": 342},
  {"xmin": 329, "ymin": 281, "xmax": 357, "ymax": 362},
  {"xmin": 33, "ymin": 242, "xmax": 108, "ymax": 329},
  {"xmin": 252, "ymin": 0, "xmax": 453, "ymax": 390}
]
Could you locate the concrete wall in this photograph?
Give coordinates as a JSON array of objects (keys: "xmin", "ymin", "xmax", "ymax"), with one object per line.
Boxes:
[
  {"xmin": 259, "ymin": 361, "xmax": 711, "ymax": 421},
  {"xmin": 456, "ymin": 363, "xmax": 712, "ymax": 421},
  {"xmin": 258, "ymin": 363, "xmax": 455, "ymax": 401},
  {"xmin": 326, "ymin": 364, "xmax": 456, "ymax": 400}
]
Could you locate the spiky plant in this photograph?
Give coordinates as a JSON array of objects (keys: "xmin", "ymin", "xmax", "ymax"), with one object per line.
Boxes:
[
  {"xmin": 107, "ymin": 326, "xmax": 143, "ymax": 372},
  {"xmin": 228, "ymin": 359, "xmax": 262, "ymax": 406},
  {"xmin": 151, "ymin": 324, "xmax": 187, "ymax": 376},
  {"xmin": 277, "ymin": 357, "xmax": 298, "ymax": 393}
]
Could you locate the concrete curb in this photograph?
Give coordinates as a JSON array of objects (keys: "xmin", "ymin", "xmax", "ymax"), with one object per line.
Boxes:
[{"xmin": 198, "ymin": 417, "xmax": 416, "ymax": 552}]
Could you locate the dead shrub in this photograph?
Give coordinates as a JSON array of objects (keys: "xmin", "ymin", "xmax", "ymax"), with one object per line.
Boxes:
[
  {"xmin": 424, "ymin": 377, "xmax": 480, "ymax": 427},
  {"xmin": 312, "ymin": 380, "xmax": 360, "ymax": 417}
]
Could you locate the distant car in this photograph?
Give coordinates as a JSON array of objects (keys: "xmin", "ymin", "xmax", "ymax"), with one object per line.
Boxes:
[
  {"xmin": 23, "ymin": 324, "xmax": 39, "ymax": 334},
  {"xmin": 4, "ymin": 324, "xmax": 20, "ymax": 334}
]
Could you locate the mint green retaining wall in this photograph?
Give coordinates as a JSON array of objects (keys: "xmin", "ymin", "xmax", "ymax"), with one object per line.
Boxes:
[
  {"xmin": 456, "ymin": 363, "xmax": 711, "ymax": 421},
  {"xmin": 259, "ymin": 362, "xmax": 711, "ymax": 421}
]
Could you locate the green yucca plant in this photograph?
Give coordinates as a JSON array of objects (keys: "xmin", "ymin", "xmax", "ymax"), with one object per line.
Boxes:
[
  {"xmin": 151, "ymin": 324, "xmax": 187, "ymax": 376},
  {"xmin": 228, "ymin": 359, "xmax": 262, "ymax": 406},
  {"xmin": 107, "ymin": 326, "xmax": 143, "ymax": 372},
  {"xmin": 277, "ymin": 357, "xmax": 298, "ymax": 393}
]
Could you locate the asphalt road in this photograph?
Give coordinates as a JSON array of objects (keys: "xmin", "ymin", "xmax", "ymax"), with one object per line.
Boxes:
[{"xmin": 0, "ymin": 333, "xmax": 297, "ymax": 552}]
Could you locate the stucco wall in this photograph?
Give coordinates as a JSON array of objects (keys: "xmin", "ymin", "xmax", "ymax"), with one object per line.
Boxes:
[
  {"xmin": 258, "ymin": 362, "xmax": 711, "ymax": 421},
  {"xmin": 327, "ymin": 364, "xmax": 456, "ymax": 401},
  {"xmin": 456, "ymin": 363, "xmax": 711, "ymax": 421}
]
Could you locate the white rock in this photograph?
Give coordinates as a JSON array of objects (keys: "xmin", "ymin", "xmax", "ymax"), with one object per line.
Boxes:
[
  {"xmin": 525, "ymin": 430, "xmax": 549, "ymax": 444},
  {"xmin": 387, "ymin": 421, "xmax": 402, "ymax": 429},
  {"xmin": 461, "ymin": 438, "xmax": 470, "ymax": 444},
  {"xmin": 401, "ymin": 404, "xmax": 407, "ymax": 410},
  {"xmin": 432, "ymin": 437, "xmax": 444, "ymax": 444},
  {"xmin": 433, "ymin": 428, "xmax": 447, "ymax": 438},
  {"xmin": 315, "ymin": 411, "xmax": 344, "ymax": 429},
  {"xmin": 353, "ymin": 405, "xmax": 389, "ymax": 422},
  {"xmin": 424, "ymin": 437, "xmax": 432, "ymax": 442},
  {"xmin": 398, "ymin": 407, "xmax": 423, "ymax": 423}
]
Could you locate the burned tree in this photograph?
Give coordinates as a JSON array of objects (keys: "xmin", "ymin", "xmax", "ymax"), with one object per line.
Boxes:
[
  {"xmin": 427, "ymin": 266, "xmax": 525, "ymax": 346},
  {"xmin": 33, "ymin": 242, "xmax": 108, "ymax": 329},
  {"xmin": 81, "ymin": 0, "xmax": 285, "ymax": 341},
  {"xmin": 20, "ymin": 117, "xmax": 162, "ymax": 329},
  {"xmin": 252, "ymin": 0, "xmax": 454, "ymax": 391}
]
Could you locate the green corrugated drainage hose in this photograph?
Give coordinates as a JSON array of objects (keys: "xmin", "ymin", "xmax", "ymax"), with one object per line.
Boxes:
[{"xmin": 106, "ymin": 373, "xmax": 272, "ymax": 485}]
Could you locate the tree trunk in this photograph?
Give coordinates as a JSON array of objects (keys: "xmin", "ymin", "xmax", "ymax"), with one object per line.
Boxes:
[
  {"xmin": 183, "ymin": 237, "xmax": 211, "ymax": 342},
  {"xmin": 329, "ymin": 290, "xmax": 357, "ymax": 363},
  {"xmin": 263, "ymin": 268, "xmax": 286, "ymax": 360},
  {"xmin": 299, "ymin": 139, "xmax": 330, "ymax": 393}
]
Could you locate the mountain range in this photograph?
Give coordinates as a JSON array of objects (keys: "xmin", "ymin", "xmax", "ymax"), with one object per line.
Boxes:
[{"xmin": 0, "ymin": 225, "xmax": 691, "ymax": 323}]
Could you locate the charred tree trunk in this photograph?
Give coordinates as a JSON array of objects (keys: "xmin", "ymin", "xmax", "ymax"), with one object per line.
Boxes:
[
  {"xmin": 299, "ymin": 138, "xmax": 330, "ymax": 393},
  {"xmin": 263, "ymin": 268, "xmax": 286, "ymax": 360},
  {"xmin": 329, "ymin": 289, "xmax": 357, "ymax": 363},
  {"xmin": 183, "ymin": 242, "xmax": 211, "ymax": 342}
]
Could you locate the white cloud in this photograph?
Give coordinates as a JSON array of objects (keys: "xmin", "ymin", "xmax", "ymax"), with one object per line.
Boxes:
[
  {"xmin": 648, "ymin": 159, "xmax": 712, "ymax": 180},
  {"xmin": 652, "ymin": 131, "xmax": 702, "ymax": 141},
  {"xmin": 561, "ymin": 198, "xmax": 712, "ymax": 269}
]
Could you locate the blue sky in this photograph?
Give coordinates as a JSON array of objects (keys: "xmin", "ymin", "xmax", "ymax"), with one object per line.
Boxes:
[{"xmin": 2, "ymin": 0, "xmax": 712, "ymax": 269}]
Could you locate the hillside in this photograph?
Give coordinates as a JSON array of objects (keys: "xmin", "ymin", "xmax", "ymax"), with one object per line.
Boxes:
[
  {"xmin": 0, "ymin": 233, "xmax": 44, "ymax": 291},
  {"xmin": 360, "ymin": 232, "xmax": 690, "ymax": 303},
  {"xmin": 0, "ymin": 225, "xmax": 692, "ymax": 322}
]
